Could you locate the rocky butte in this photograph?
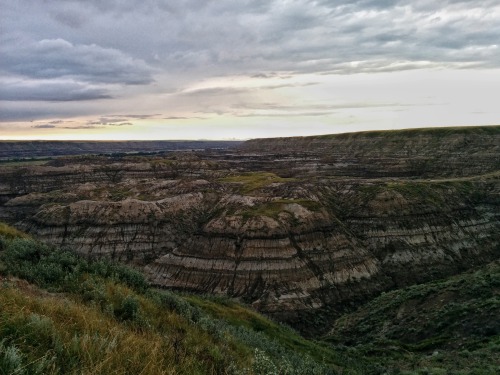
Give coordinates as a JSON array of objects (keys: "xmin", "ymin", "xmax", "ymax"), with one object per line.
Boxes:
[{"xmin": 0, "ymin": 126, "xmax": 498, "ymax": 335}]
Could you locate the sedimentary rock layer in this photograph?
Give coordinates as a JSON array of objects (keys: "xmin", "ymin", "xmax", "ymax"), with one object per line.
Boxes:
[{"xmin": 0, "ymin": 126, "xmax": 499, "ymax": 334}]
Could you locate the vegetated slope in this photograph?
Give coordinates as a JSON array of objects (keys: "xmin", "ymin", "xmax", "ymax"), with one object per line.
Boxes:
[
  {"xmin": 0, "ymin": 223, "xmax": 345, "ymax": 375},
  {"xmin": 326, "ymin": 261, "xmax": 500, "ymax": 374},
  {"xmin": 1, "ymin": 227, "xmax": 499, "ymax": 374},
  {"xmin": 0, "ymin": 126, "xmax": 498, "ymax": 337}
]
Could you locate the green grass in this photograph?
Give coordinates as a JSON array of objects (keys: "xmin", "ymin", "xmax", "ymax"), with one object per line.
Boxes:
[
  {"xmin": 238, "ymin": 199, "xmax": 322, "ymax": 219},
  {"xmin": 314, "ymin": 125, "xmax": 500, "ymax": 140},
  {"xmin": 0, "ymin": 278, "xmax": 252, "ymax": 375},
  {"xmin": 0, "ymin": 225, "xmax": 340, "ymax": 374},
  {"xmin": 325, "ymin": 261, "xmax": 500, "ymax": 373},
  {"xmin": 186, "ymin": 296, "xmax": 341, "ymax": 368},
  {"xmin": 0, "ymin": 223, "xmax": 29, "ymax": 240},
  {"xmin": 108, "ymin": 187, "xmax": 133, "ymax": 201},
  {"xmin": 0, "ymin": 159, "xmax": 51, "ymax": 167},
  {"xmin": 219, "ymin": 172, "xmax": 296, "ymax": 194},
  {"xmin": 355, "ymin": 178, "xmax": 493, "ymax": 209}
]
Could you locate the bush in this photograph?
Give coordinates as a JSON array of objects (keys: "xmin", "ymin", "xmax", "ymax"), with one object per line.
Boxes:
[
  {"xmin": 0, "ymin": 237, "xmax": 148, "ymax": 293},
  {"xmin": 87, "ymin": 260, "xmax": 149, "ymax": 292},
  {"xmin": 114, "ymin": 295, "xmax": 140, "ymax": 322}
]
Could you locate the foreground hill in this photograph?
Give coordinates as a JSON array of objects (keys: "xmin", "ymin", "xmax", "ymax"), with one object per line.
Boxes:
[
  {"xmin": 0, "ymin": 224, "xmax": 340, "ymax": 374},
  {"xmin": 1, "ymin": 224, "xmax": 498, "ymax": 374},
  {"xmin": 0, "ymin": 126, "xmax": 498, "ymax": 336},
  {"xmin": 326, "ymin": 260, "xmax": 500, "ymax": 374}
]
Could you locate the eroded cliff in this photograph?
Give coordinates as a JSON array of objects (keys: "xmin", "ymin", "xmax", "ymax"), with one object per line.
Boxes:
[{"xmin": 1, "ymin": 126, "xmax": 498, "ymax": 335}]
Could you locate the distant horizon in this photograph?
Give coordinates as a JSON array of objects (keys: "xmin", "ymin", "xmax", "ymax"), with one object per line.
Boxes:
[{"xmin": 2, "ymin": 123, "xmax": 499, "ymax": 142}]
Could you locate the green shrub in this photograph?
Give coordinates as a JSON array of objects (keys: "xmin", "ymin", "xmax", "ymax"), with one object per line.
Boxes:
[
  {"xmin": 0, "ymin": 341, "xmax": 24, "ymax": 375},
  {"xmin": 114, "ymin": 295, "xmax": 140, "ymax": 322},
  {"xmin": 0, "ymin": 237, "xmax": 148, "ymax": 293}
]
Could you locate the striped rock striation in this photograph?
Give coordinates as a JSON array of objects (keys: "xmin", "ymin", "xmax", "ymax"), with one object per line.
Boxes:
[{"xmin": 0, "ymin": 126, "xmax": 499, "ymax": 335}]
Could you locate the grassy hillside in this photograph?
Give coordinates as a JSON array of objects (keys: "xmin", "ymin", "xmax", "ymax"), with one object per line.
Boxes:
[
  {"xmin": 2, "ymin": 222, "xmax": 499, "ymax": 374},
  {"xmin": 0, "ymin": 223, "xmax": 347, "ymax": 375},
  {"xmin": 316, "ymin": 124, "xmax": 500, "ymax": 139},
  {"xmin": 326, "ymin": 261, "xmax": 500, "ymax": 374},
  {"xmin": 265, "ymin": 125, "xmax": 500, "ymax": 141}
]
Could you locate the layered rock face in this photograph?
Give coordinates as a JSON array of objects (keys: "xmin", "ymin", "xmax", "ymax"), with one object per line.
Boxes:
[
  {"xmin": 239, "ymin": 126, "xmax": 500, "ymax": 178},
  {"xmin": 0, "ymin": 126, "xmax": 499, "ymax": 335},
  {"xmin": 145, "ymin": 179, "xmax": 499, "ymax": 334}
]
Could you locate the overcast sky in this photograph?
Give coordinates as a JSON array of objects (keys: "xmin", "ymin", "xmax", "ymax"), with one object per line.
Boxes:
[{"xmin": 1, "ymin": 0, "xmax": 499, "ymax": 140}]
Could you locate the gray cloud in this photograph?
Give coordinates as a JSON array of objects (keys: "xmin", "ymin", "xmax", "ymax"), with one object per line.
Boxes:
[
  {"xmin": 62, "ymin": 125, "xmax": 102, "ymax": 130},
  {"xmin": 234, "ymin": 111, "xmax": 336, "ymax": 118},
  {"xmin": 235, "ymin": 102, "xmax": 408, "ymax": 111},
  {"xmin": 163, "ymin": 116, "xmax": 205, "ymax": 120},
  {"xmin": 32, "ymin": 124, "xmax": 56, "ymax": 129},
  {"xmin": 86, "ymin": 118, "xmax": 134, "ymax": 127},
  {"xmin": 0, "ymin": 38, "xmax": 154, "ymax": 85},
  {"xmin": 105, "ymin": 114, "xmax": 163, "ymax": 119},
  {"xmin": 28, "ymin": 118, "xmax": 132, "ymax": 130},
  {"xmin": 0, "ymin": 104, "xmax": 71, "ymax": 121},
  {"xmin": 190, "ymin": 100, "xmax": 410, "ymax": 120},
  {"xmin": 2, "ymin": 0, "xmax": 498, "ymax": 78},
  {"xmin": 0, "ymin": 80, "xmax": 112, "ymax": 101},
  {"xmin": 179, "ymin": 82, "xmax": 318, "ymax": 98},
  {"xmin": 180, "ymin": 87, "xmax": 249, "ymax": 97},
  {"xmin": 48, "ymin": 120, "xmax": 70, "ymax": 124}
]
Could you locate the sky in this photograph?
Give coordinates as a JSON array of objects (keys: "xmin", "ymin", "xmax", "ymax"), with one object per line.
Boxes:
[{"xmin": 0, "ymin": 0, "xmax": 499, "ymax": 140}]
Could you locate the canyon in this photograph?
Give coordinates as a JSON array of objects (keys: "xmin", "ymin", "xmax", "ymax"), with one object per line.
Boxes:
[{"xmin": 1, "ymin": 126, "xmax": 499, "ymax": 335}]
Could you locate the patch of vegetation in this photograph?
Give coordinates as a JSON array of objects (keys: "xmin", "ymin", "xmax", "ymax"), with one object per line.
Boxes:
[
  {"xmin": 358, "ymin": 184, "xmax": 385, "ymax": 199},
  {"xmin": 239, "ymin": 199, "xmax": 321, "ymax": 220},
  {"xmin": 315, "ymin": 125, "xmax": 500, "ymax": 140},
  {"xmin": 0, "ymin": 225, "xmax": 343, "ymax": 374},
  {"xmin": 220, "ymin": 172, "xmax": 296, "ymax": 194},
  {"xmin": 325, "ymin": 261, "xmax": 500, "ymax": 373},
  {"xmin": 186, "ymin": 295, "xmax": 341, "ymax": 368},
  {"xmin": 108, "ymin": 187, "xmax": 133, "ymax": 201},
  {"xmin": 0, "ymin": 223, "xmax": 29, "ymax": 240},
  {"xmin": 357, "ymin": 178, "xmax": 491, "ymax": 209},
  {"xmin": 0, "ymin": 158, "xmax": 51, "ymax": 167}
]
